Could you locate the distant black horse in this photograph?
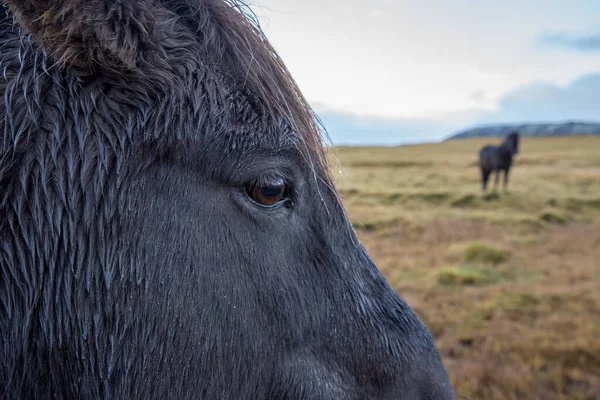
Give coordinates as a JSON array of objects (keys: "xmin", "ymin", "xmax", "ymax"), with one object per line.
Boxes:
[
  {"xmin": 0, "ymin": 0, "xmax": 453, "ymax": 398},
  {"xmin": 479, "ymin": 131, "xmax": 520, "ymax": 191}
]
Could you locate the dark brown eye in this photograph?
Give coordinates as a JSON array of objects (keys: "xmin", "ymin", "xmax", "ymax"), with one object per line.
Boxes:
[{"xmin": 246, "ymin": 178, "xmax": 287, "ymax": 207}]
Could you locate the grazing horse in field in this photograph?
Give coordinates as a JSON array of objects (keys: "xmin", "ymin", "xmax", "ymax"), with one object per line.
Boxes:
[
  {"xmin": 0, "ymin": 0, "xmax": 453, "ymax": 398},
  {"xmin": 479, "ymin": 131, "xmax": 520, "ymax": 191}
]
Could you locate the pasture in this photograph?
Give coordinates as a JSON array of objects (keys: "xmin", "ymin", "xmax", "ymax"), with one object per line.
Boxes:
[{"xmin": 330, "ymin": 135, "xmax": 600, "ymax": 400}]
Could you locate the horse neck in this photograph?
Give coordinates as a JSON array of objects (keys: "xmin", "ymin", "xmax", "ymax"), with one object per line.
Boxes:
[{"xmin": 500, "ymin": 137, "xmax": 515, "ymax": 153}]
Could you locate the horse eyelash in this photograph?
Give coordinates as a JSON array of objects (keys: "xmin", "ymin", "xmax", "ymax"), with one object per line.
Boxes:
[{"xmin": 248, "ymin": 170, "xmax": 293, "ymax": 188}]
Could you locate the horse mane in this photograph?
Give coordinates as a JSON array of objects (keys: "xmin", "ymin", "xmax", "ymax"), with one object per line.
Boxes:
[
  {"xmin": 2, "ymin": 0, "xmax": 331, "ymax": 177},
  {"xmin": 166, "ymin": 0, "xmax": 331, "ymax": 175}
]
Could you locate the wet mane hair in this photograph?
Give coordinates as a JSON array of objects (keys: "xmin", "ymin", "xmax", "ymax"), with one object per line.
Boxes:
[
  {"xmin": 3, "ymin": 0, "xmax": 329, "ymax": 176},
  {"xmin": 168, "ymin": 0, "xmax": 329, "ymax": 172}
]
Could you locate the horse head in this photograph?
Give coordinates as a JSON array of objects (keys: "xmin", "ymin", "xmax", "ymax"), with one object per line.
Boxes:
[{"xmin": 0, "ymin": 1, "xmax": 454, "ymax": 398}]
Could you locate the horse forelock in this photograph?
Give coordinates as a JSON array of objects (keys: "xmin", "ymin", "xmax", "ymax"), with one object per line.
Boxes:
[
  {"xmin": 184, "ymin": 0, "xmax": 331, "ymax": 177},
  {"xmin": 1, "ymin": 0, "xmax": 330, "ymax": 178}
]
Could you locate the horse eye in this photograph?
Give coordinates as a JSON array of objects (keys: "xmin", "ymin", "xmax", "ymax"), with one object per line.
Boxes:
[{"xmin": 246, "ymin": 178, "xmax": 287, "ymax": 207}]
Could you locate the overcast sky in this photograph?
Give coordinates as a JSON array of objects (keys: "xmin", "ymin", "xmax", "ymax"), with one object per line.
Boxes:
[{"xmin": 251, "ymin": 0, "xmax": 600, "ymax": 144}]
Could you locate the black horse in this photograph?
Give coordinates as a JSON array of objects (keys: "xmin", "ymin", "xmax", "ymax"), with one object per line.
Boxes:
[
  {"xmin": 0, "ymin": 0, "xmax": 453, "ymax": 398},
  {"xmin": 479, "ymin": 131, "xmax": 520, "ymax": 191}
]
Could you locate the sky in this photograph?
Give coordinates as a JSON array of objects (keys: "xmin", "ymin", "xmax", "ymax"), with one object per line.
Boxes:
[{"xmin": 250, "ymin": 0, "xmax": 600, "ymax": 145}]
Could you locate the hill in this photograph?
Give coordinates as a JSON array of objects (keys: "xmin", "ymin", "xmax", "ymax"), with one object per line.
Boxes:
[{"xmin": 446, "ymin": 121, "xmax": 600, "ymax": 140}]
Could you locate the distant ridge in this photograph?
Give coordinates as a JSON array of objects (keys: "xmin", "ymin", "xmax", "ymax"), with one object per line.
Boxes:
[{"xmin": 445, "ymin": 121, "xmax": 600, "ymax": 141}]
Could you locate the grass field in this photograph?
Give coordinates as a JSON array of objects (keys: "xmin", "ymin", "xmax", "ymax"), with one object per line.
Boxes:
[{"xmin": 330, "ymin": 136, "xmax": 600, "ymax": 400}]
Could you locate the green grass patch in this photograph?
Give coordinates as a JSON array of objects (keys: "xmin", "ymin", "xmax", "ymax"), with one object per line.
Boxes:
[
  {"xmin": 565, "ymin": 198, "xmax": 600, "ymax": 212},
  {"xmin": 435, "ymin": 264, "xmax": 502, "ymax": 287},
  {"xmin": 540, "ymin": 211, "xmax": 568, "ymax": 225},
  {"xmin": 410, "ymin": 192, "xmax": 450, "ymax": 204},
  {"xmin": 464, "ymin": 242, "xmax": 512, "ymax": 265},
  {"xmin": 348, "ymin": 160, "xmax": 434, "ymax": 168},
  {"xmin": 451, "ymin": 194, "xmax": 477, "ymax": 208},
  {"xmin": 482, "ymin": 192, "xmax": 501, "ymax": 202}
]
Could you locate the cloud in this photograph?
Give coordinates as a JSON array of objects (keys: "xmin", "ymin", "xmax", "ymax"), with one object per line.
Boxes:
[
  {"xmin": 367, "ymin": 10, "xmax": 384, "ymax": 19},
  {"xmin": 316, "ymin": 72, "xmax": 600, "ymax": 146},
  {"xmin": 475, "ymin": 72, "xmax": 600, "ymax": 124},
  {"xmin": 316, "ymin": 111, "xmax": 475, "ymax": 146},
  {"xmin": 538, "ymin": 32, "xmax": 600, "ymax": 52},
  {"xmin": 469, "ymin": 90, "xmax": 486, "ymax": 103}
]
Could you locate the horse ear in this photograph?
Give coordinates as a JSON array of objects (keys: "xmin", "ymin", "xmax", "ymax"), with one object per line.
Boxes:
[{"xmin": 4, "ymin": 0, "xmax": 156, "ymax": 74}]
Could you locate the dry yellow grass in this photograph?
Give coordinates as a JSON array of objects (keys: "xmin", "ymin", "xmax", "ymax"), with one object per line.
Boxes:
[{"xmin": 330, "ymin": 136, "xmax": 600, "ymax": 400}]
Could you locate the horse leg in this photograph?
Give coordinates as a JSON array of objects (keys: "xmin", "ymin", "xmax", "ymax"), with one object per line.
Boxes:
[
  {"xmin": 494, "ymin": 170, "xmax": 500, "ymax": 191},
  {"xmin": 481, "ymin": 168, "xmax": 491, "ymax": 191},
  {"xmin": 503, "ymin": 168, "xmax": 510, "ymax": 191}
]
